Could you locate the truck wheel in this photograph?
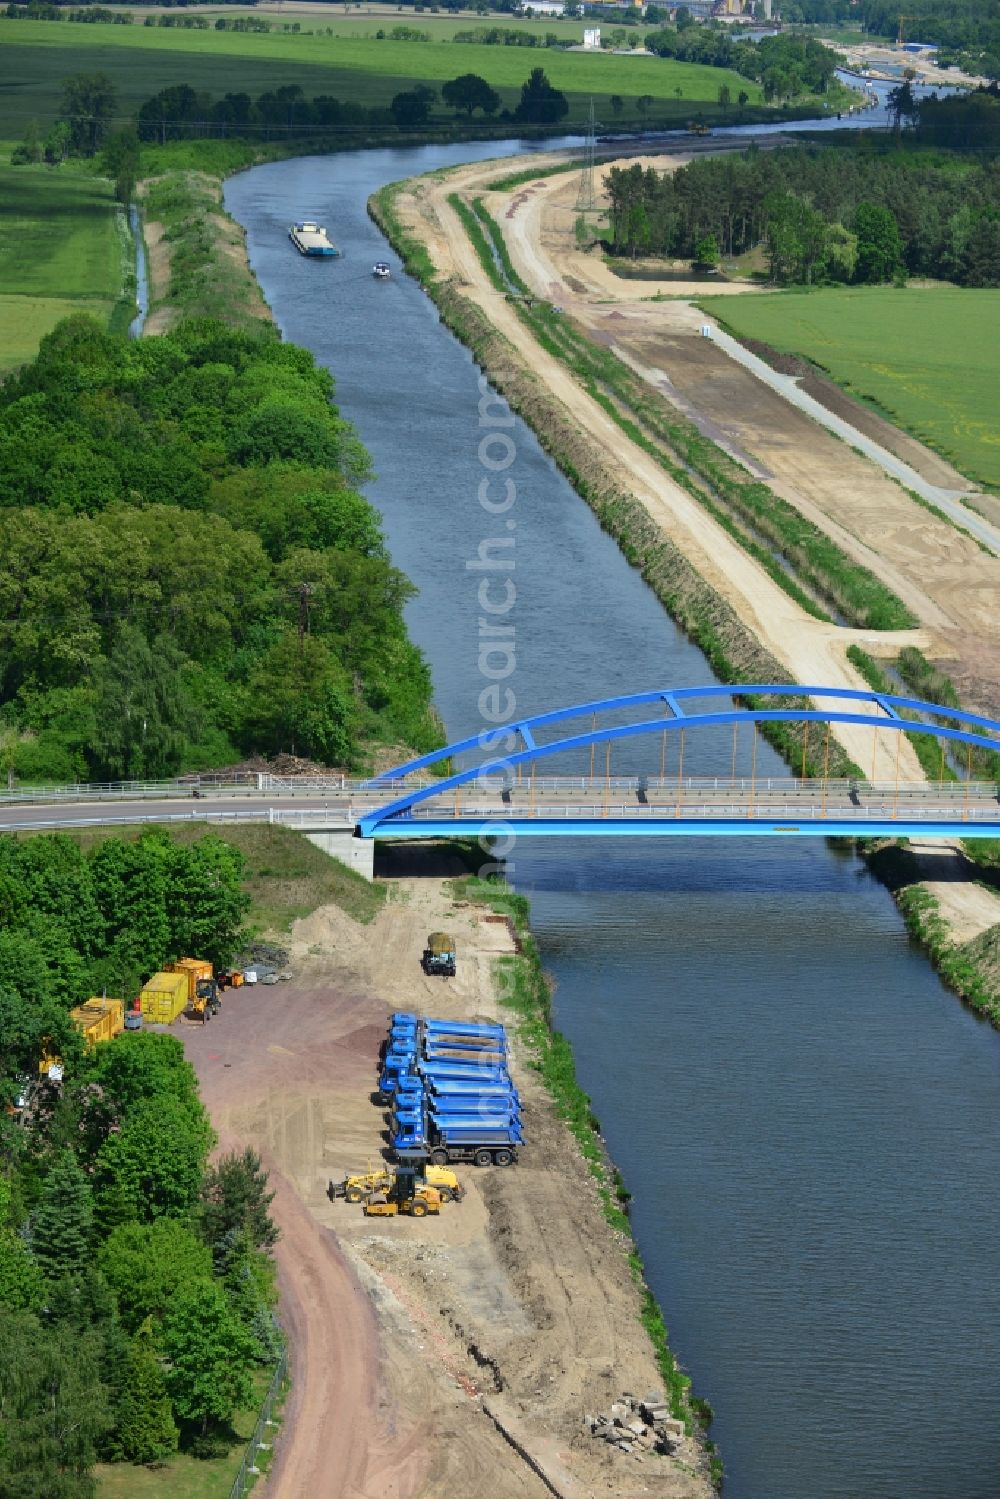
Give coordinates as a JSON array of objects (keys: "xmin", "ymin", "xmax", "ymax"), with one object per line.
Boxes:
[
  {"xmin": 410, "ymin": 1200, "xmax": 428, "ymax": 1217},
  {"xmin": 430, "ymin": 1149, "xmax": 449, "ymax": 1166},
  {"xmin": 344, "ymin": 1187, "xmax": 364, "ymax": 1204},
  {"xmin": 474, "ymin": 1150, "xmax": 492, "ymax": 1168},
  {"xmin": 494, "ymin": 1150, "xmax": 513, "ymax": 1167}
]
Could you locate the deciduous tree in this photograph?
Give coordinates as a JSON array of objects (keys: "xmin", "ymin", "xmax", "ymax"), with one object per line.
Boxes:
[
  {"xmin": 59, "ymin": 72, "xmax": 117, "ymax": 156},
  {"xmin": 98, "ymin": 1219, "xmax": 214, "ymax": 1333},
  {"xmin": 93, "ymin": 1094, "xmax": 214, "ymax": 1227},
  {"xmin": 441, "ymin": 72, "xmax": 500, "ymax": 116},
  {"xmin": 853, "ymin": 201, "xmax": 903, "ymax": 283},
  {"xmin": 161, "ymin": 1282, "xmax": 256, "ymax": 1433}
]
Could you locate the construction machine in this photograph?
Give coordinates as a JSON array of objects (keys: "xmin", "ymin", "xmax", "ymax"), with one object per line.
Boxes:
[
  {"xmin": 362, "ymin": 1168, "xmax": 442, "ymax": 1218},
  {"xmin": 422, "ymin": 932, "xmax": 456, "ymax": 978},
  {"xmin": 329, "ymin": 1163, "xmax": 464, "ymax": 1204}
]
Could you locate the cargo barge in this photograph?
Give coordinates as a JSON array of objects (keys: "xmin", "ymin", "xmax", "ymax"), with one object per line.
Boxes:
[{"xmin": 289, "ymin": 221, "xmax": 340, "ymax": 257}]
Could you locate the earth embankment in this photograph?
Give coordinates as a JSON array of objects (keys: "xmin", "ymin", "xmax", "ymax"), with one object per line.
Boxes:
[{"xmin": 182, "ymin": 848, "xmax": 713, "ymax": 1499}]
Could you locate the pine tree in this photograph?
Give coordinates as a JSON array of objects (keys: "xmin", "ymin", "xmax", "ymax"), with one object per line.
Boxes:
[
  {"xmin": 199, "ymin": 1148, "xmax": 278, "ymax": 1257},
  {"xmin": 116, "ymin": 1320, "xmax": 179, "ymax": 1464},
  {"xmin": 31, "ymin": 1149, "xmax": 93, "ymax": 1282}
]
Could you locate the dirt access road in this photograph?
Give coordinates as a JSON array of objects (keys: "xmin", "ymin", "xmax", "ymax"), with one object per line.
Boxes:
[
  {"xmin": 398, "ymin": 156, "xmax": 927, "ymax": 783},
  {"xmin": 182, "ymin": 848, "xmax": 712, "ymax": 1499},
  {"xmin": 491, "ymin": 157, "xmax": 1000, "ymax": 720},
  {"xmin": 392, "ymin": 149, "xmax": 1000, "ymax": 941},
  {"xmin": 492, "ymin": 157, "xmax": 1000, "ymax": 720}
]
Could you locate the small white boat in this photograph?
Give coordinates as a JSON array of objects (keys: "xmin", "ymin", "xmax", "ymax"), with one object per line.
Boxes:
[
  {"xmin": 289, "ymin": 221, "xmax": 339, "ymax": 258},
  {"xmin": 373, "ymin": 261, "xmax": 391, "ymax": 280}
]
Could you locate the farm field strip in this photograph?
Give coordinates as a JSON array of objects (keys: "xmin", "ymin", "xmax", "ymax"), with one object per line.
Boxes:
[
  {"xmin": 0, "ymin": 19, "xmax": 761, "ymax": 132},
  {"xmin": 0, "ymin": 294, "xmax": 116, "ymax": 374},
  {"xmin": 0, "ymin": 160, "xmax": 125, "ymax": 370},
  {"xmin": 700, "ymin": 285, "xmax": 1000, "ymax": 493}
]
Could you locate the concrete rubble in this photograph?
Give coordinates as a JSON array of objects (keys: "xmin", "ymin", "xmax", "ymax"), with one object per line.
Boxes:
[{"xmin": 583, "ymin": 1390, "xmax": 686, "ymax": 1457}]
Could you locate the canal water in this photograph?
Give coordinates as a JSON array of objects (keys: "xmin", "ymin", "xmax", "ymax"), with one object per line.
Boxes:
[{"xmin": 225, "ymin": 117, "xmax": 1000, "ymax": 1499}]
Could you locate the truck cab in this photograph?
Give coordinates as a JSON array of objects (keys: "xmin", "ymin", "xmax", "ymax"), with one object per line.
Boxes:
[{"xmin": 422, "ymin": 932, "xmax": 456, "ymax": 977}]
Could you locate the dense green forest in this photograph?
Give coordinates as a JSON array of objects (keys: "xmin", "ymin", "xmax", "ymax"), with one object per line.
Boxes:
[
  {"xmin": 0, "ymin": 316, "xmax": 440, "ymax": 783},
  {"xmin": 644, "ymin": 30, "xmax": 842, "ymax": 100},
  {"xmin": 0, "ymin": 829, "xmax": 279, "ymax": 1496},
  {"xmin": 607, "ymin": 99, "xmax": 1000, "ymax": 286},
  {"xmin": 783, "ymin": 0, "xmax": 1000, "ymax": 76}
]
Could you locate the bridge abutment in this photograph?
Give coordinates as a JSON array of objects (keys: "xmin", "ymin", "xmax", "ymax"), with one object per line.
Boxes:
[{"xmin": 304, "ymin": 828, "xmax": 375, "ymax": 882}]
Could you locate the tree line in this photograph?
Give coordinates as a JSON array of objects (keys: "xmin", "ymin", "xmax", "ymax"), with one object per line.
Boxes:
[
  {"xmin": 133, "ymin": 67, "xmax": 567, "ymax": 142},
  {"xmin": 606, "ymin": 119, "xmax": 1000, "ymax": 288},
  {"xmin": 644, "ymin": 29, "xmax": 842, "ymax": 102},
  {"xmin": 0, "ymin": 828, "xmax": 277, "ymax": 1494},
  {"xmin": 0, "ymin": 316, "xmax": 440, "ymax": 783}
]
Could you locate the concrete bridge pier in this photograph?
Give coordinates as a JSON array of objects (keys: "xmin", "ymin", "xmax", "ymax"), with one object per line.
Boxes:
[{"xmin": 303, "ymin": 827, "xmax": 375, "ymax": 881}]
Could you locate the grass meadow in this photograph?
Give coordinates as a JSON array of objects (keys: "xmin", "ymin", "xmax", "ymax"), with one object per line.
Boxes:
[
  {"xmin": 0, "ymin": 160, "xmax": 124, "ymax": 372},
  {"xmin": 0, "ymin": 17, "xmax": 761, "ymax": 139},
  {"xmin": 94, "ymin": 1369, "xmax": 276, "ymax": 1499},
  {"xmin": 699, "ymin": 285, "xmax": 1000, "ymax": 493}
]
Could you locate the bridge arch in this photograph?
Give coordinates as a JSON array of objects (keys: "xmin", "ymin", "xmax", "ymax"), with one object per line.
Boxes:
[{"xmin": 358, "ymin": 685, "xmax": 1000, "ymax": 837}]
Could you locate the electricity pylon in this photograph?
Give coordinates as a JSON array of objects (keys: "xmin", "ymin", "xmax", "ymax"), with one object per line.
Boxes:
[{"xmin": 575, "ymin": 99, "xmax": 597, "ymax": 214}]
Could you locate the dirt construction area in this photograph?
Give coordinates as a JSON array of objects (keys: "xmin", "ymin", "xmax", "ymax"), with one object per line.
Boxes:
[
  {"xmin": 493, "ymin": 158, "xmax": 1000, "ymax": 720},
  {"xmin": 181, "ymin": 848, "xmax": 712, "ymax": 1499}
]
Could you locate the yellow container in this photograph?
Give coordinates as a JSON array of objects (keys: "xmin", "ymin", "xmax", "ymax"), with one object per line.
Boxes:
[
  {"xmin": 168, "ymin": 958, "xmax": 214, "ymax": 1003},
  {"xmin": 70, "ymin": 997, "xmax": 125, "ymax": 1048},
  {"xmin": 140, "ymin": 972, "xmax": 189, "ymax": 1026}
]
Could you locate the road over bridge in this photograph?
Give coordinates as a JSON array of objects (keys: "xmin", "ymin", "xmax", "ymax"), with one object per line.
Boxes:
[{"xmin": 3, "ymin": 688, "xmax": 1000, "ymax": 873}]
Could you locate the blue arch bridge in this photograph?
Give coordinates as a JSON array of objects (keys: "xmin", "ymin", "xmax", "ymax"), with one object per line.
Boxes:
[{"xmin": 354, "ymin": 685, "xmax": 1000, "ymax": 842}]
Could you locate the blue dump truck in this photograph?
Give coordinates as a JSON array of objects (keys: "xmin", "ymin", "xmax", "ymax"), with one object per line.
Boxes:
[
  {"xmin": 428, "ymin": 1078, "xmax": 521, "ymax": 1103},
  {"xmin": 422, "ymin": 932, "xmax": 457, "ymax": 978},
  {"xmin": 391, "ymin": 1077, "xmax": 520, "ymax": 1116},
  {"xmin": 378, "ymin": 1011, "xmax": 523, "ymax": 1164},
  {"xmin": 395, "ymin": 1095, "xmax": 521, "ymax": 1124},
  {"xmin": 393, "ymin": 1114, "xmax": 523, "ymax": 1168},
  {"xmin": 380, "ymin": 1054, "xmax": 505, "ymax": 1099},
  {"xmin": 424, "ymin": 1018, "xmax": 505, "ymax": 1037}
]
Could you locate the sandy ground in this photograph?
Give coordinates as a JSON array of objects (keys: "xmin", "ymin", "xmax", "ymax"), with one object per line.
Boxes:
[
  {"xmin": 399, "ymin": 153, "xmax": 930, "ymax": 784},
  {"xmin": 391, "ymin": 146, "xmax": 1000, "ymax": 930},
  {"xmin": 492, "ymin": 159, "xmax": 1000, "ymax": 719},
  {"xmin": 181, "ymin": 847, "xmax": 712, "ymax": 1499},
  {"xmin": 138, "ymin": 217, "xmax": 176, "ymax": 337},
  {"xmin": 829, "ymin": 40, "xmax": 986, "ymax": 89}
]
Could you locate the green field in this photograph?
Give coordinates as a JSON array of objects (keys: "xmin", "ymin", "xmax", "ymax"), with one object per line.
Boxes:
[
  {"xmin": 700, "ymin": 285, "xmax": 1000, "ymax": 492},
  {"xmin": 0, "ymin": 18, "xmax": 762, "ymax": 138},
  {"xmin": 95, "ymin": 1368, "xmax": 275, "ymax": 1499},
  {"xmin": 0, "ymin": 159, "xmax": 123, "ymax": 372},
  {"xmin": 184, "ymin": 7, "xmax": 593, "ymax": 42}
]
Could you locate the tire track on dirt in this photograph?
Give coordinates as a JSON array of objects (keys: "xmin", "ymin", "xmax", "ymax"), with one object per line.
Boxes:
[{"xmin": 262, "ymin": 1169, "xmax": 428, "ymax": 1499}]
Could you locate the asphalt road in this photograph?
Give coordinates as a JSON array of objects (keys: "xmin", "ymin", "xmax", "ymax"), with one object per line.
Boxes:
[{"xmin": 1, "ymin": 780, "xmax": 998, "ymax": 833}]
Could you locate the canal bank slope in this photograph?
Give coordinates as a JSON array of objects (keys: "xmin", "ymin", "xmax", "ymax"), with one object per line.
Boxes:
[
  {"xmin": 368, "ymin": 146, "xmax": 1000, "ymax": 1025},
  {"xmin": 125, "ymin": 145, "xmax": 715, "ymax": 1497},
  {"xmin": 182, "ymin": 850, "xmax": 714, "ymax": 1499}
]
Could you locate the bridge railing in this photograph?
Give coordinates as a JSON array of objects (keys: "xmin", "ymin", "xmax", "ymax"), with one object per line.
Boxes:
[{"xmin": 0, "ymin": 773, "xmax": 265, "ymax": 806}]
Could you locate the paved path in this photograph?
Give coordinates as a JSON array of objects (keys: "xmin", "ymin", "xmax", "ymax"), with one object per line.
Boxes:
[{"xmin": 704, "ymin": 323, "xmax": 1000, "ymax": 556}]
